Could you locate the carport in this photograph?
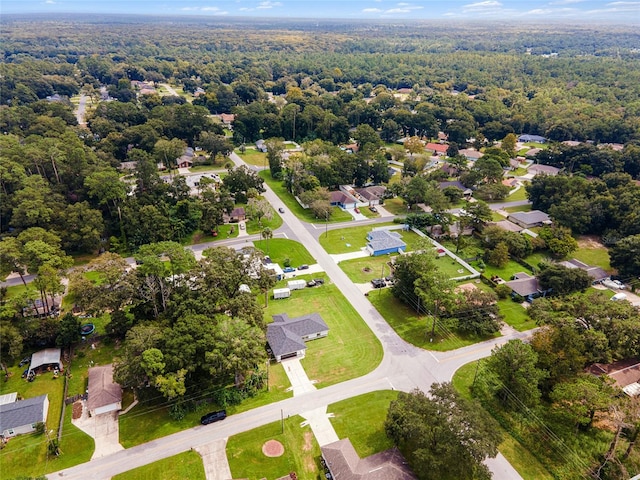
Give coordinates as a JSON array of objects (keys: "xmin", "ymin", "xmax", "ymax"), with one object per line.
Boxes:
[{"xmin": 28, "ymin": 348, "xmax": 63, "ymax": 376}]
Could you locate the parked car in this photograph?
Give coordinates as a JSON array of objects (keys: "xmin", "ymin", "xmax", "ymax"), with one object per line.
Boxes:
[
  {"xmin": 612, "ymin": 280, "xmax": 625, "ymax": 289},
  {"xmin": 603, "ymin": 279, "xmax": 623, "ymax": 290},
  {"xmin": 200, "ymin": 410, "xmax": 227, "ymax": 425},
  {"xmin": 278, "ymin": 207, "xmax": 285, "ymax": 213},
  {"xmin": 369, "ymin": 206, "xmax": 378, "ymax": 213},
  {"xmin": 354, "ymin": 208, "xmax": 360, "ymax": 214},
  {"xmin": 313, "ymin": 278, "xmax": 325, "ymax": 285},
  {"xmin": 283, "ymin": 266, "xmax": 296, "ymax": 273},
  {"xmin": 371, "ymin": 278, "xmax": 386, "ymax": 288},
  {"xmin": 298, "ymin": 264, "xmax": 309, "ymax": 270},
  {"xmin": 239, "ymin": 223, "xmax": 245, "ymax": 230},
  {"xmin": 307, "ymin": 280, "xmax": 317, "ymax": 287}
]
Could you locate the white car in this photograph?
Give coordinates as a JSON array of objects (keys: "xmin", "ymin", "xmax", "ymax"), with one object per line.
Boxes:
[
  {"xmin": 239, "ymin": 223, "xmax": 245, "ymax": 230},
  {"xmin": 612, "ymin": 280, "xmax": 625, "ymax": 290}
]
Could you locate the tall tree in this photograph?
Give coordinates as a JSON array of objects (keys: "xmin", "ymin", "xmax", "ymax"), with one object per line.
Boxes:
[{"xmin": 385, "ymin": 384, "xmax": 501, "ymax": 480}]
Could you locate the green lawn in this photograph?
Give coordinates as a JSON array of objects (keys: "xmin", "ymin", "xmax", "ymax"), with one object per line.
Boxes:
[
  {"xmin": 480, "ymin": 259, "xmax": 532, "ymax": 282},
  {"xmin": 504, "ymin": 204, "xmax": 532, "ymax": 213},
  {"xmin": 497, "ymin": 299, "xmax": 536, "ymax": 331},
  {"xmin": 319, "ymin": 224, "xmax": 420, "ymax": 255},
  {"xmin": 432, "ymin": 255, "xmax": 473, "ymax": 278},
  {"xmin": 227, "ymin": 416, "xmax": 321, "ymax": 480},
  {"xmin": 329, "ymin": 390, "xmax": 398, "ymax": 458},
  {"xmin": 236, "ymin": 148, "xmax": 267, "ymax": 167},
  {"xmin": 506, "ymin": 186, "xmax": 529, "ymax": 202},
  {"xmin": 339, "ymin": 256, "xmax": 395, "ymax": 283},
  {"xmin": 253, "ymin": 238, "xmax": 315, "ymax": 267},
  {"xmin": 573, "ymin": 238, "xmax": 611, "ymax": 270},
  {"xmin": 119, "ymin": 362, "xmax": 292, "ymax": 448},
  {"xmin": 265, "ymin": 282, "xmax": 383, "ymax": 387},
  {"xmin": 452, "ymin": 363, "xmax": 554, "ymax": 480},
  {"xmin": 369, "ymin": 289, "xmax": 500, "ymax": 351},
  {"xmin": 259, "ymin": 171, "xmax": 353, "ymax": 224},
  {"xmin": 382, "ymin": 197, "xmax": 408, "ymax": 215},
  {"xmin": 184, "ymin": 224, "xmax": 239, "ymax": 245},
  {"xmin": 113, "ymin": 451, "xmax": 206, "ymax": 480},
  {"xmin": 245, "ymin": 212, "xmax": 283, "ymax": 236}
]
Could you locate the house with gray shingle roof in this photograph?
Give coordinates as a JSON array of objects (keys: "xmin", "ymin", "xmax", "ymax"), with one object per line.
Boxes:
[
  {"xmin": 87, "ymin": 365, "xmax": 122, "ymax": 416},
  {"xmin": 508, "ymin": 210, "xmax": 551, "ymax": 229},
  {"xmin": 366, "ymin": 230, "xmax": 407, "ymax": 256},
  {"xmin": 0, "ymin": 394, "xmax": 49, "ymax": 438},
  {"xmin": 321, "ymin": 438, "xmax": 417, "ymax": 480},
  {"xmin": 267, "ymin": 313, "xmax": 329, "ymax": 362}
]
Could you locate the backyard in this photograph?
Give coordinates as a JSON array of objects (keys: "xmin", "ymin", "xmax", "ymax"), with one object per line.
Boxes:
[
  {"xmin": 235, "ymin": 147, "xmax": 267, "ymax": 167},
  {"xmin": 264, "ymin": 280, "xmax": 383, "ymax": 387},
  {"xmin": 226, "ymin": 416, "xmax": 321, "ymax": 480}
]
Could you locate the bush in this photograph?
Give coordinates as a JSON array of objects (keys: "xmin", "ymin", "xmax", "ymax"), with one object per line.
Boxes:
[
  {"xmin": 169, "ymin": 402, "xmax": 186, "ymax": 420},
  {"xmin": 495, "ymin": 284, "xmax": 512, "ymax": 299},
  {"xmin": 34, "ymin": 421, "xmax": 45, "ymax": 435}
]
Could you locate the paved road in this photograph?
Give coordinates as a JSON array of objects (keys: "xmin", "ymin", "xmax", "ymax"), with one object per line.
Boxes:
[
  {"xmin": 48, "ymin": 153, "xmax": 527, "ymax": 479},
  {"xmin": 76, "ymin": 94, "xmax": 87, "ymax": 126}
]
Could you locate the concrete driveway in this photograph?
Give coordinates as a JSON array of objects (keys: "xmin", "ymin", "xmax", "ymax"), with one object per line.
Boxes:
[
  {"xmin": 72, "ymin": 403, "xmax": 124, "ymax": 459},
  {"xmin": 195, "ymin": 438, "xmax": 232, "ymax": 480}
]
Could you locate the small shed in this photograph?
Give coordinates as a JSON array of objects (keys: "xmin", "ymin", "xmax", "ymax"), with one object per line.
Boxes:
[
  {"xmin": 87, "ymin": 365, "xmax": 122, "ymax": 416},
  {"xmin": 0, "ymin": 394, "xmax": 49, "ymax": 438},
  {"xmin": 274, "ymin": 288, "xmax": 291, "ymax": 299},
  {"xmin": 288, "ymin": 279, "xmax": 307, "ymax": 291}
]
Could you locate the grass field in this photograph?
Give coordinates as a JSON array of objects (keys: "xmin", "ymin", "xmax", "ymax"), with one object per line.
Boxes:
[
  {"xmin": 265, "ymin": 282, "xmax": 383, "ymax": 387},
  {"xmin": 113, "ymin": 451, "xmax": 206, "ymax": 480},
  {"xmin": 244, "ymin": 207, "xmax": 283, "ymax": 235},
  {"xmin": 452, "ymin": 363, "xmax": 554, "ymax": 480},
  {"xmin": 573, "ymin": 237, "xmax": 611, "ymax": 270},
  {"xmin": 369, "ymin": 289, "xmax": 500, "ymax": 351},
  {"xmin": 259, "ymin": 171, "xmax": 353, "ymax": 224},
  {"xmin": 339, "ymin": 256, "xmax": 395, "ymax": 283},
  {"xmin": 506, "ymin": 186, "xmax": 529, "ymax": 202},
  {"xmin": 119, "ymin": 362, "xmax": 291, "ymax": 448},
  {"xmin": 227, "ymin": 416, "xmax": 321, "ymax": 480},
  {"xmin": 253, "ymin": 238, "xmax": 315, "ymax": 267},
  {"xmin": 481, "ymin": 259, "xmax": 531, "ymax": 281},
  {"xmin": 504, "ymin": 204, "xmax": 532, "ymax": 213},
  {"xmin": 497, "ymin": 299, "xmax": 536, "ymax": 331},
  {"xmin": 329, "ymin": 390, "xmax": 398, "ymax": 458},
  {"xmin": 235, "ymin": 148, "xmax": 267, "ymax": 167},
  {"xmin": 382, "ymin": 197, "xmax": 408, "ymax": 215}
]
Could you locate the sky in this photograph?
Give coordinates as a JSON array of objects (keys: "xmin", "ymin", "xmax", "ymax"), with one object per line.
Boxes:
[{"xmin": 2, "ymin": 0, "xmax": 639, "ymax": 23}]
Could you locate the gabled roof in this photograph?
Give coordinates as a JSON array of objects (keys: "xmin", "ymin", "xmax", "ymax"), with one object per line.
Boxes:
[
  {"xmin": 322, "ymin": 438, "xmax": 417, "ymax": 480},
  {"xmin": 356, "ymin": 186, "xmax": 386, "ymax": 201},
  {"xmin": 588, "ymin": 359, "xmax": 640, "ymax": 390},
  {"xmin": 0, "ymin": 394, "xmax": 47, "ymax": 432},
  {"xmin": 230, "ymin": 207, "xmax": 245, "ymax": 217},
  {"xmin": 458, "ymin": 149, "xmax": 483, "ymax": 160},
  {"xmin": 529, "ymin": 164, "xmax": 560, "ymax": 175},
  {"xmin": 28, "ymin": 348, "xmax": 62, "ymax": 376},
  {"xmin": 489, "ymin": 220, "xmax": 524, "ymax": 233},
  {"xmin": 519, "ymin": 134, "xmax": 546, "ymax": 143},
  {"xmin": 438, "ymin": 181, "xmax": 471, "ymax": 193},
  {"xmin": 506, "ymin": 274, "xmax": 542, "ymax": 297},
  {"xmin": 87, "ymin": 365, "xmax": 122, "ymax": 412},
  {"xmin": 330, "ymin": 191, "xmax": 355, "ymax": 204},
  {"xmin": 426, "ymin": 143, "xmax": 448, "ymax": 153},
  {"xmin": 0, "ymin": 393, "xmax": 17, "ymax": 406},
  {"xmin": 267, "ymin": 313, "xmax": 329, "ymax": 358}
]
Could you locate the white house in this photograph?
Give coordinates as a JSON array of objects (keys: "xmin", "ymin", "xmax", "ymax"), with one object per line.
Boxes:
[
  {"xmin": 267, "ymin": 313, "xmax": 329, "ymax": 362},
  {"xmin": 0, "ymin": 394, "xmax": 49, "ymax": 438}
]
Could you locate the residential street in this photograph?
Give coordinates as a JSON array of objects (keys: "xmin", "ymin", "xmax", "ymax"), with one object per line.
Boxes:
[{"xmin": 48, "ymin": 152, "xmax": 528, "ymax": 479}]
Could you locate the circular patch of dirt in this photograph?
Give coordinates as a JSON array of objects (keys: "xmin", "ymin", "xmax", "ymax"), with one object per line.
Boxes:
[
  {"xmin": 362, "ymin": 267, "xmax": 371, "ymax": 272},
  {"xmin": 72, "ymin": 401, "xmax": 83, "ymax": 420},
  {"xmin": 262, "ymin": 439, "xmax": 285, "ymax": 457}
]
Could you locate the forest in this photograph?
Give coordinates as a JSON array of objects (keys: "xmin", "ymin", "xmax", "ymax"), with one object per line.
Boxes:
[{"xmin": 1, "ymin": 17, "xmax": 640, "ymax": 478}]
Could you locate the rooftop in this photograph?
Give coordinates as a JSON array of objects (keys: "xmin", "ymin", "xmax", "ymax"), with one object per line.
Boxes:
[
  {"xmin": 322, "ymin": 438, "xmax": 416, "ymax": 480},
  {"xmin": 267, "ymin": 313, "xmax": 329, "ymax": 358},
  {"xmin": 0, "ymin": 394, "xmax": 47, "ymax": 432},
  {"xmin": 367, "ymin": 230, "xmax": 406, "ymax": 252},
  {"xmin": 87, "ymin": 365, "xmax": 122, "ymax": 412},
  {"xmin": 508, "ymin": 210, "xmax": 551, "ymax": 226}
]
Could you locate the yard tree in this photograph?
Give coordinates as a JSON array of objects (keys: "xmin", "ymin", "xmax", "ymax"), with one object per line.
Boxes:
[
  {"xmin": 0, "ymin": 237, "xmax": 28, "ymax": 286},
  {"xmin": 223, "ymin": 165, "xmax": 265, "ymax": 203},
  {"xmin": 265, "ymin": 137, "xmax": 285, "ymax": 178},
  {"xmin": 550, "ymin": 374, "xmax": 615, "ymax": 431},
  {"xmin": 501, "ymin": 133, "xmax": 517, "ymax": 158},
  {"xmin": 478, "ymin": 339, "xmax": 546, "ymax": 409},
  {"xmin": 197, "ymin": 131, "xmax": 233, "ymax": 163},
  {"xmin": 0, "ymin": 322, "xmax": 23, "ymax": 365},
  {"xmin": 56, "ymin": 313, "xmax": 81, "ymax": 348},
  {"xmin": 246, "ymin": 198, "xmax": 272, "ymax": 227},
  {"xmin": 353, "ymin": 124, "xmax": 381, "ymax": 151},
  {"xmin": 385, "ymin": 384, "xmax": 501, "ymax": 480},
  {"xmin": 155, "ymin": 369, "xmax": 188, "ymax": 400},
  {"xmin": 538, "ymin": 225, "xmax": 578, "ymax": 258},
  {"xmin": 154, "ymin": 138, "xmax": 186, "ymax": 170},
  {"xmin": 462, "ymin": 200, "xmax": 492, "ymax": 231},
  {"xmin": 455, "ymin": 288, "xmax": 502, "ymax": 336},
  {"xmin": 114, "ymin": 323, "xmax": 164, "ymax": 390},
  {"xmin": 486, "ymin": 241, "xmax": 510, "ymax": 268},
  {"xmin": 609, "ymin": 234, "xmax": 640, "ymax": 278},
  {"xmin": 84, "ymin": 169, "xmax": 128, "ymax": 219},
  {"xmin": 404, "ymin": 136, "xmax": 424, "ymax": 158},
  {"xmin": 538, "ymin": 264, "xmax": 592, "ymax": 295}
]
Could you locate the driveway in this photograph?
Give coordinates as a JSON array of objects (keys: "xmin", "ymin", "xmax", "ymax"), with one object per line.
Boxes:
[
  {"xmin": 72, "ymin": 404, "xmax": 124, "ymax": 459},
  {"xmin": 195, "ymin": 438, "xmax": 232, "ymax": 480}
]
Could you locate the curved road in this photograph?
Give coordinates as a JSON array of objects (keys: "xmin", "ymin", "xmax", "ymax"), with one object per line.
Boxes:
[{"xmin": 47, "ymin": 154, "xmax": 530, "ymax": 479}]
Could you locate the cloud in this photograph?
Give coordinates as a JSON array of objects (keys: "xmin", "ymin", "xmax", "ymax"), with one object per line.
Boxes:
[
  {"xmin": 549, "ymin": 0, "xmax": 584, "ymax": 4},
  {"xmin": 463, "ymin": 0, "xmax": 502, "ymax": 9},
  {"xmin": 181, "ymin": 6, "xmax": 228, "ymax": 14},
  {"xmin": 362, "ymin": 8, "xmax": 383, "ymax": 12},
  {"xmin": 44, "ymin": 0, "xmax": 56, "ymax": 3},
  {"xmin": 257, "ymin": 1, "xmax": 283, "ymax": 9},
  {"xmin": 383, "ymin": 3, "xmax": 424, "ymax": 13},
  {"xmin": 606, "ymin": 1, "xmax": 640, "ymax": 4}
]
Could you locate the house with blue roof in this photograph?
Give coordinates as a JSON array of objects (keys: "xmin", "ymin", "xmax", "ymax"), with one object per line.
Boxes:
[{"xmin": 366, "ymin": 230, "xmax": 407, "ymax": 256}]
